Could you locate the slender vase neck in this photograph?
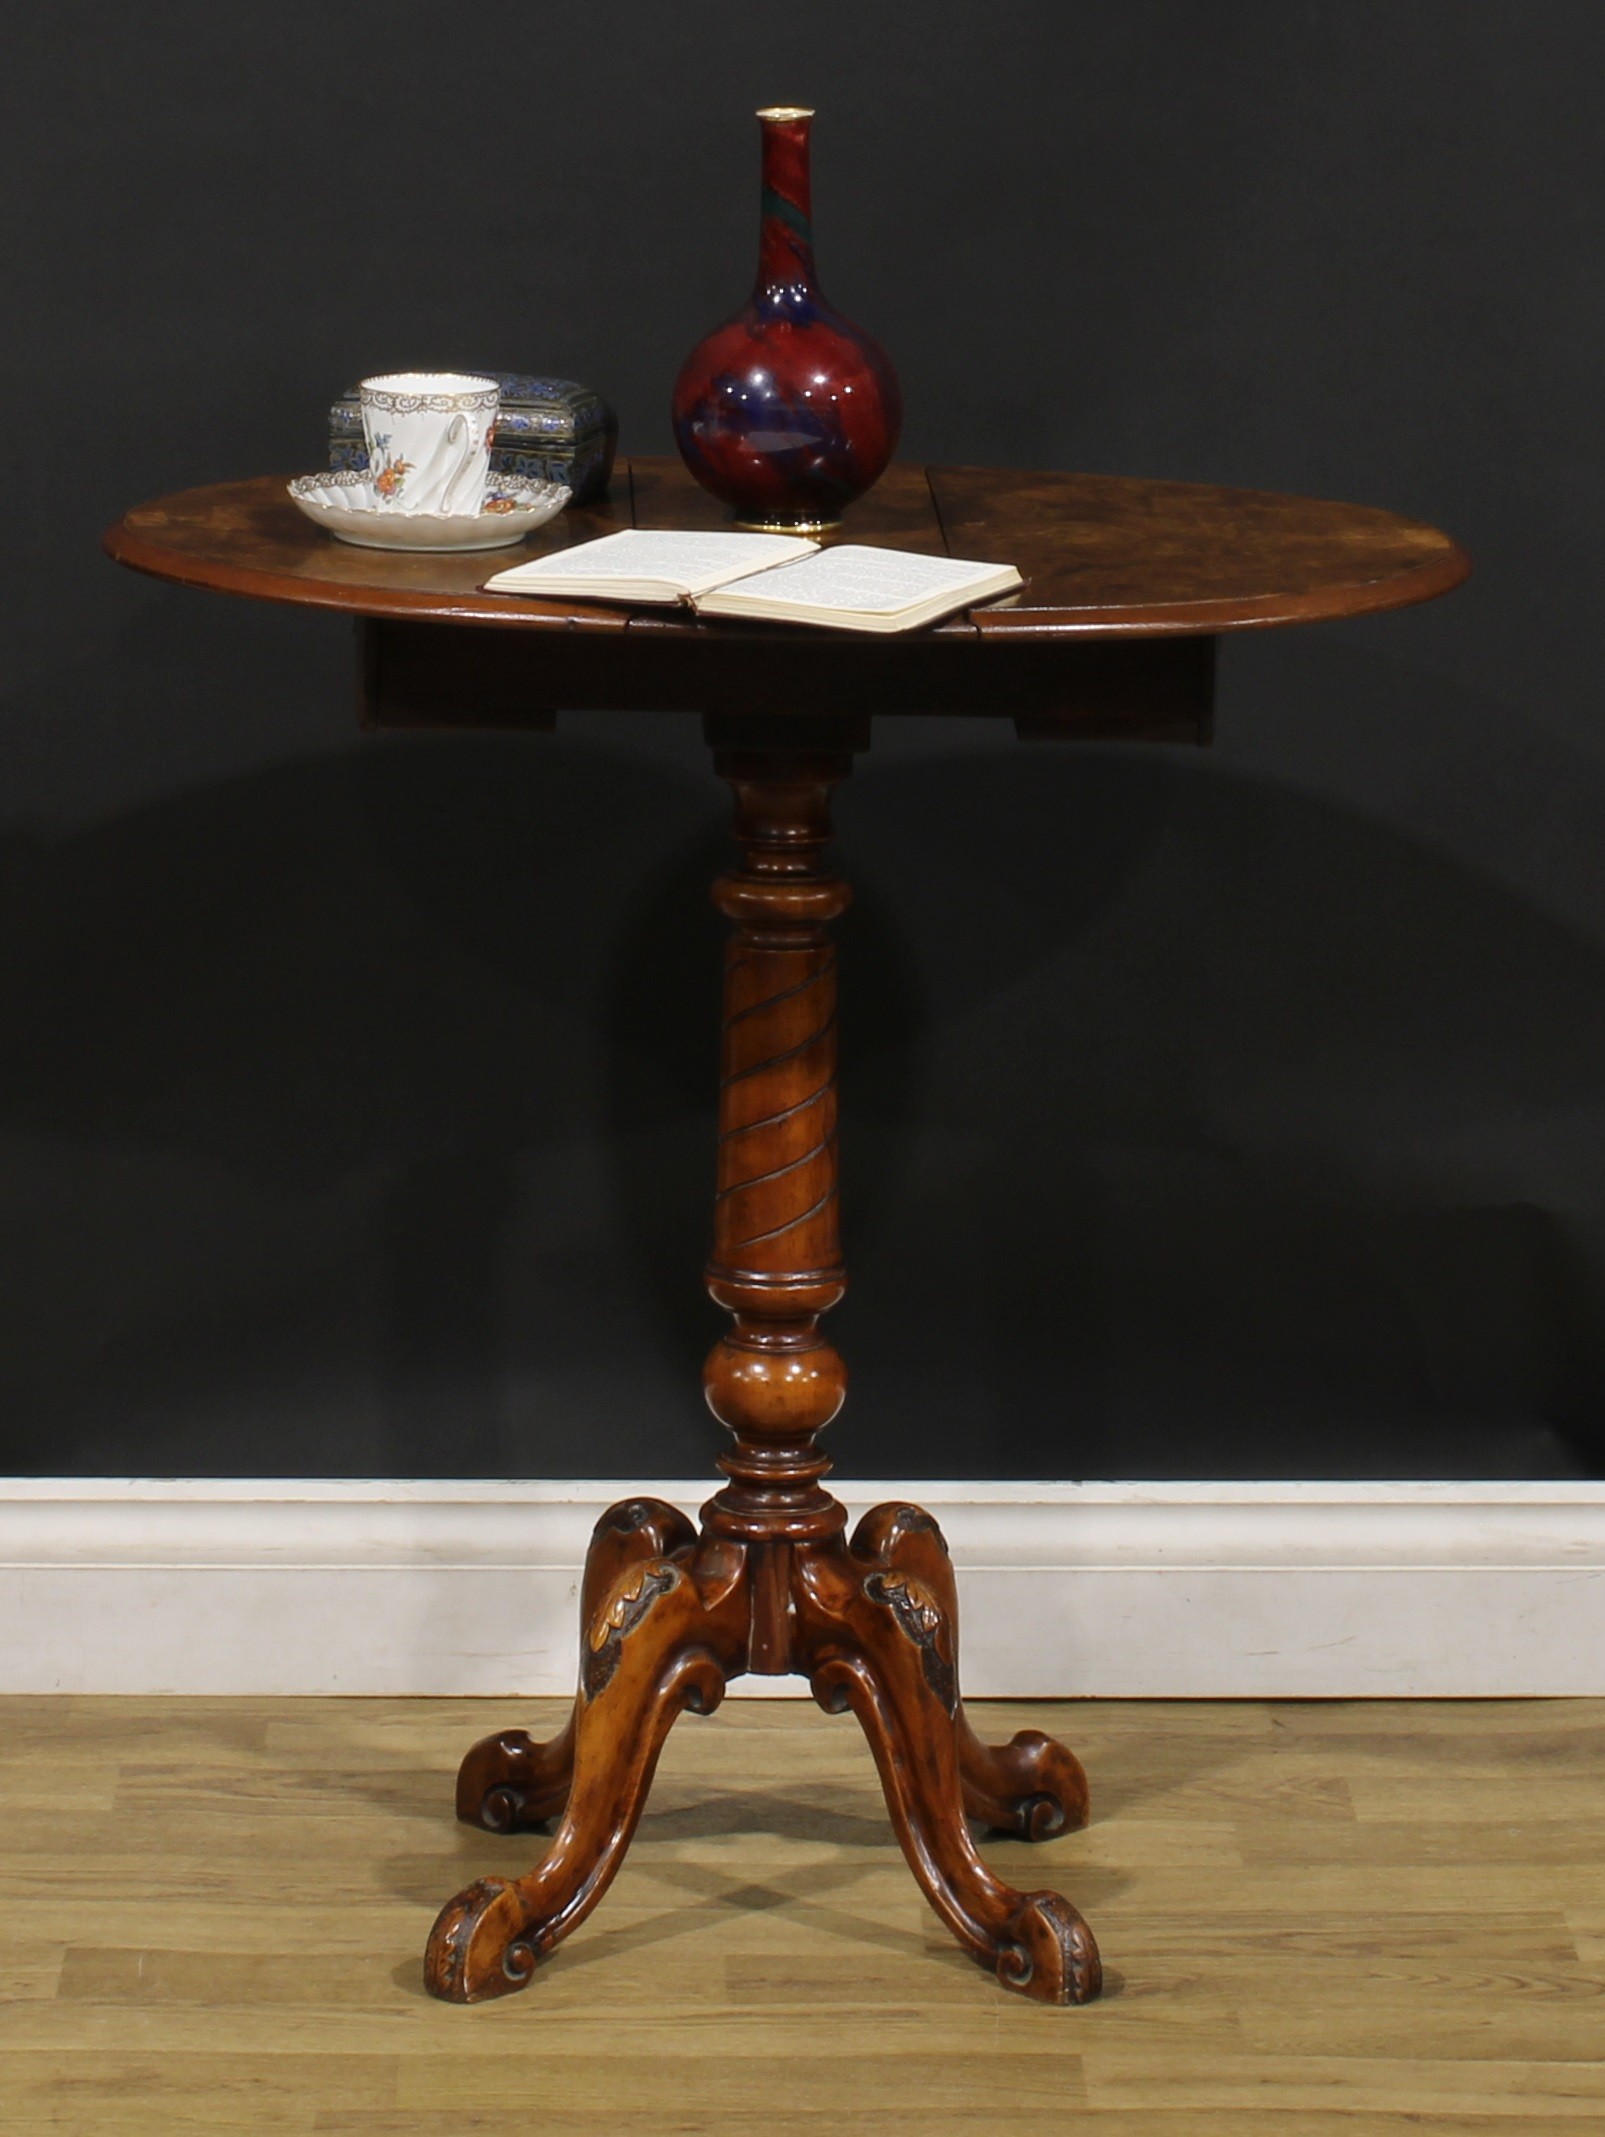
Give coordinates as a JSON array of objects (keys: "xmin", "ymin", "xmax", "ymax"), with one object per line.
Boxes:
[{"xmin": 754, "ymin": 108, "xmax": 819, "ymax": 299}]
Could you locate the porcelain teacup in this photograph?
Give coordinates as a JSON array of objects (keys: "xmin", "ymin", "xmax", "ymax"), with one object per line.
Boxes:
[{"xmin": 359, "ymin": 372, "xmax": 500, "ymax": 515}]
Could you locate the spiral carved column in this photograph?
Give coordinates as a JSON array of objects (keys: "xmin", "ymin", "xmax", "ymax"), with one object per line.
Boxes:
[{"xmin": 701, "ymin": 746, "xmax": 853, "ymax": 1668}]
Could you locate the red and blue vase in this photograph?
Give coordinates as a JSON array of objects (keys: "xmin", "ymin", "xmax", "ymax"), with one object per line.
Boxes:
[{"xmin": 671, "ymin": 106, "xmax": 902, "ymax": 533}]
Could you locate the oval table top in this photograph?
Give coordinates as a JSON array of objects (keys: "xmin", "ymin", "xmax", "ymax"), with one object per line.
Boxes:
[{"xmin": 105, "ymin": 458, "xmax": 1469, "ymax": 643}]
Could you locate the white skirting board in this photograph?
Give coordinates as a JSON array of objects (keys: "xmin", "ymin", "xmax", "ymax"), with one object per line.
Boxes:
[{"xmin": 2, "ymin": 1478, "xmax": 1603, "ymax": 1698}]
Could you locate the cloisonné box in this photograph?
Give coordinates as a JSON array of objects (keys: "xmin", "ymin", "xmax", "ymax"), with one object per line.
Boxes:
[{"xmin": 328, "ymin": 373, "xmax": 617, "ymax": 503}]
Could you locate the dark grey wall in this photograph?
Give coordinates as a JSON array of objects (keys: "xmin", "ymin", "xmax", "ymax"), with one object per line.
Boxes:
[{"xmin": 3, "ymin": 2, "xmax": 1602, "ymax": 1479}]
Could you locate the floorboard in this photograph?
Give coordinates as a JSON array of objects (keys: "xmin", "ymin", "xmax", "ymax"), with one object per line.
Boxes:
[{"xmin": 1, "ymin": 1695, "xmax": 1602, "ymax": 2131}]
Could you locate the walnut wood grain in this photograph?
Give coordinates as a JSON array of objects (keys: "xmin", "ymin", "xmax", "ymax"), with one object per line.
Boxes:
[
  {"xmin": 104, "ymin": 459, "xmax": 1468, "ymax": 639},
  {"xmin": 104, "ymin": 455, "xmax": 1469, "ymax": 2015},
  {"xmin": 928, "ymin": 465, "xmax": 1471, "ymax": 636},
  {"xmin": 631, "ymin": 458, "xmax": 952, "ymax": 556}
]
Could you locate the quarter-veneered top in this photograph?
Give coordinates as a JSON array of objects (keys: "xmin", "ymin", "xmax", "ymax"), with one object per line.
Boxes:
[{"xmin": 104, "ymin": 457, "xmax": 1469, "ymax": 641}]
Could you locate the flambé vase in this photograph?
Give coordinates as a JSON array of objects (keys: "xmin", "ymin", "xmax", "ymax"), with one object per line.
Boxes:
[{"xmin": 671, "ymin": 106, "xmax": 902, "ymax": 533}]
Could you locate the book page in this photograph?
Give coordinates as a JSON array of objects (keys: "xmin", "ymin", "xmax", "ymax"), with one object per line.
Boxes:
[
  {"xmin": 487, "ymin": 528, "xmax": 818, "ymax": 599},
  {"xmin": 702, "ymin": 544, "xmax": 1016, "ymax": 614}
]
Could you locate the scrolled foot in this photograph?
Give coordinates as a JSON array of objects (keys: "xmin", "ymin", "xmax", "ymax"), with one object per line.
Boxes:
[
  {"xmin": 996, "ymin": 1890, "xmax": 1102, "ymax": 2005},
  {"xmin": 961, "ymin": 1722, "xmax": 1090, "ymax": 1841},
  {"xmin": 424, "ymin": 1876, "xmax": 541, "ymax": 2003},
  {"xmin": 455, "ymin": 1717, "xmax": 575, "ymax": 1832}
]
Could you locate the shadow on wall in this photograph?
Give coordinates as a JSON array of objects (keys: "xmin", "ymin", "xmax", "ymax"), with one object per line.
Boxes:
[{"xmin": 0, "ymin": 722, "xmax": 1600, "ymax": 1480}]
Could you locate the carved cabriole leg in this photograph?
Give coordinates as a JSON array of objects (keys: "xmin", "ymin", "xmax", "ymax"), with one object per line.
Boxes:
[
  {"xmin": 699, "ymin": 744, "xmax": 855, "ymax": 1649},
  {"xmin": 850, "ymin": 1503, "xmax": 1091, "ymax": 1841},
  {"xmin": 452, "ymin": 1497, "xmax": 698, "ymax": 1833},
  {"xmin": 425, "ymin": 1530, "xmax": 747, "ymax": 2002},
  {"xmin": 795, "ymin": 1526, "xmax": 1102, "ymax": 2006}
]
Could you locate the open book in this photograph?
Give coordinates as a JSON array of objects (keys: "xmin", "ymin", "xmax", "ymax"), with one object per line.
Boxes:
[{"xmin": 485, "ymin": 529, "xmax": 1022, "ymax": 634}]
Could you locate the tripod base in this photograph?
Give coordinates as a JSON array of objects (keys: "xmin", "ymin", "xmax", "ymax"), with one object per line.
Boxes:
[{"xmin": 424, "ymin": 1493, "xmax": 1100, "ymax": 2007}]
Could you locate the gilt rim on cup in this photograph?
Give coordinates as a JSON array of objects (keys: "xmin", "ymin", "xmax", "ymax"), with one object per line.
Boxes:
[{"xmin": 360, "ymin": 372, "xmax": 500, "ymax": 416}]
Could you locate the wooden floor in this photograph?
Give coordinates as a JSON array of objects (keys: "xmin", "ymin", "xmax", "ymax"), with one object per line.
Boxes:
[{"xmin": 2, "ymin": 1696, "xmax": 1603, "ymax": 2133}]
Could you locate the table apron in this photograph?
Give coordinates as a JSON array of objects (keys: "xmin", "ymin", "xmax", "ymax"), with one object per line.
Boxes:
[{"xmin": 357, "ymin": 617, "xmax": 1215, "ymax": 743}]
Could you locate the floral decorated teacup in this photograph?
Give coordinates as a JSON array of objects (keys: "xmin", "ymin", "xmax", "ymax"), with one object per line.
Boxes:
[{"xmin": 359, "ymin": 372, "xmax": 500, "ymax": 515}]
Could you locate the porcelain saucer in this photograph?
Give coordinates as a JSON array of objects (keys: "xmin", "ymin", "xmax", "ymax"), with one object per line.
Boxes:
[{"xmin": 288, "ymin": 470, "xmax": 570, "ymax": 552}]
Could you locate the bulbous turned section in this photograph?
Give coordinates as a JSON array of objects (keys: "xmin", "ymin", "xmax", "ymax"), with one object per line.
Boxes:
[
  {"xmin": 703, "ymin": 1316, "xmax": 848, "ymax": 1547},
  {"xmin": 704, "ymin": 1317, "xmax": 847, "ymax": 1442}
]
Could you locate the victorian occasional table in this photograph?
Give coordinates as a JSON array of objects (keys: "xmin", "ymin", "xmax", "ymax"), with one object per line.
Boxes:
[{"xmin": 105, "ymin": 457, "xmax": 1468, "ymax": 2008}]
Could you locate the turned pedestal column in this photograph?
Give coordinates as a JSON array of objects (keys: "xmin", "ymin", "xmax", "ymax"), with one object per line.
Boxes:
[{"xmin": 424, "ymin": 736, "xmax": 1100, "ymax": 2007}]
